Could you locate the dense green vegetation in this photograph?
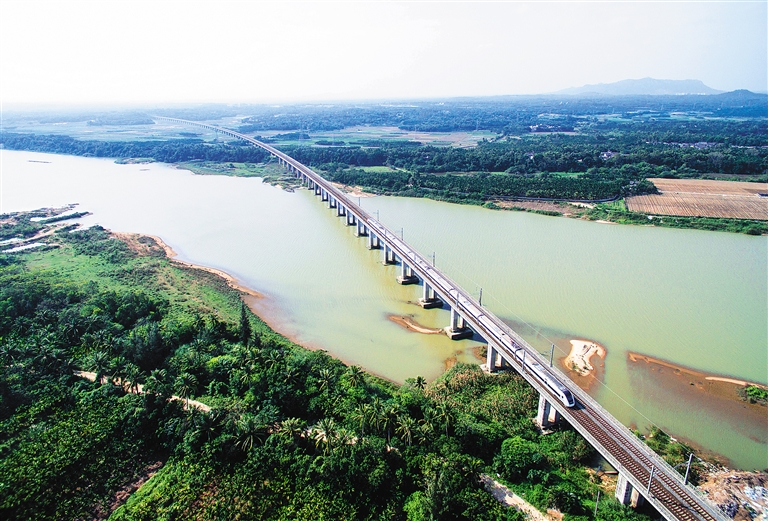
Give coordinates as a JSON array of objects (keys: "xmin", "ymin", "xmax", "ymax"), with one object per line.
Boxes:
[
  {"xmin": 740, "ymin": 385, "xmax": 768, "ymax": 405},
  {"xmin": 228, "ymin": 92, "xmax": 768, "ymax": 133},
  {"xmin": 0, "ymin": 219, "xmax": 659, "ymax": 521},
  {"xmin": 3, "ymin": 94, "xmax": 766, "ymax": 206},
  {"xmin": 0, "ymin": 132, "xmax": 271, "ymax": 164}
]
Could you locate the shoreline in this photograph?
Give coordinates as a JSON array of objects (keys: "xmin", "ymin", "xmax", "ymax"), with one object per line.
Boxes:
[
  {"xmin": 138, "ymin": 233, "xmax": 402, "ymax": 385},
  {"xmin": 627, "ymin": 352, "xmax": 767, "ymax": 390},
  {"xmin": 135, "ymin": 233, "xmax": 264, "ymax": 299}
]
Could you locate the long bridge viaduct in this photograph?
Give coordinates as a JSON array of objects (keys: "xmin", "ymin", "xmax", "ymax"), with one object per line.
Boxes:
[{"xmin": 154, "ymin": 117, "xmax": 727, "ymax": 521}]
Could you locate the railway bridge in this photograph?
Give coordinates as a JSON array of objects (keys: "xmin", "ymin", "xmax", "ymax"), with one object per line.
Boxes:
[{"xmin": 154, "ymin": 117, "xmax": 727, "ymax": 521}]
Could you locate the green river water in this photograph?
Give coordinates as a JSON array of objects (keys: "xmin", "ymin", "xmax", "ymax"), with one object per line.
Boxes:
[{"xmin": 2, "ymin": 150, "xmax": 766, "ymax": 470}]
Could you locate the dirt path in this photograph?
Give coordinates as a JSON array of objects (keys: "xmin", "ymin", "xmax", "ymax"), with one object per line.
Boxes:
[
  {"xmin": 481, "ymin": 474, "xmax": 555, "ymax": 521},
  {"xmin": 75, "ymin": 371, "xmax": 211, "ymax": 412}
]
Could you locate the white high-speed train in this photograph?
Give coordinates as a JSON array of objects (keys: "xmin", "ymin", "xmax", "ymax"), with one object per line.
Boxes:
[{"xmin": 367, "ymin": 219, "xmax": 577, "ymax": 408}]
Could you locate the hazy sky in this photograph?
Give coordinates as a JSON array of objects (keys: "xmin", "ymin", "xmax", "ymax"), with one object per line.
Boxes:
[{"xmin": 1, "ymin": 0, "xmax": 766, "ymax": 105}]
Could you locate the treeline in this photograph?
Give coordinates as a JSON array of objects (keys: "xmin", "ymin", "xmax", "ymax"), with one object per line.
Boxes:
[
  {"xmin": 323, "ymin": 168, "xmax": 652, "ymax": 201},
  {"xmin": 0, "ymin": 133, "xmax": 270, "ymax": 163},
  {"xmin": 0, "ymin": 223, "xmax": 658, "ymax": 521},
  {"xmin": 5, "ymin": 92, "xmax": 766, "ymax": 137},
  {"xmin": 232, "ymin": 92, "xmax": 768, "ymax": 133},
  {"xmin": 3, "ymin": 130, "xmax": 764, "ymax": 179},
  {"xmin": 281, "ymin": 133, "xmax": 768, "ymax": 177}
]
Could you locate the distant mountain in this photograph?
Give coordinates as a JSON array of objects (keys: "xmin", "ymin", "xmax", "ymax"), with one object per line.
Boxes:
[{"xmin": 555, "ymin": 78, "xmax": 724, "ymax": 96}]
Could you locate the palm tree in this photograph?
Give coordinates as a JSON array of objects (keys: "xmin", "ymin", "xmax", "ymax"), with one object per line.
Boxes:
[
  {"xmin": 145, "ymin": 368, "xmax": 169, "ymax": 397},
  {"xmin": 86, "ymin": 351, "xmax": 111, "ymax": 384},
  {"xmin": 277, "ymin": 417, "xmax": 305, "ymax": 444},
  {"xmin": 311, "ymin": 418, "xmax": 337, "ymax": 455},
  {"xmin": 0, "ymin": 343, "xmax": 19, "ymax": 365},
  {"xmin": 350, "ymin": 403, "xmax": 371, "ymax": 437},
  {"xmin": 33, "ymin": 345, "xmax": 63, "ymax": 374},
  {"xmin": 175, "ymin": 372, "xmax": 198, "ymax": 408},
  {"xmin": 235, "ymin": 413, "xmax": 264, "ymax": 453},
  {"xmin": 346, "ymin": 365, "xmax": 365, "ymax": 388},
  {"xmin": 417, "ymin": 416, "xmax": 435, "ymax": 445},
  {"xmin": 193, "ymin": 410, "xmax": 219, "ymax": 444},
  {"xmin": 318, "ymin": 368, "xmax": 335, "ymax": 393},
  {"xmin": 282, "ymin": 365, "xmax": 298, "ymax": 387},
  {"xmin": 414, "ymin": 375, "xmax": 427, "ymax": 390},
  {"xmin": 264, "ymin": 350, "xmax": 283, "ymax": 371},
  {"xmin": 434, "ymin": 401, "xmax": 454, "ymax": 436},
  {"xmin": 110, "ymin": 356, "xmax": 129, "ymax": 388},
  {"xmin": 381, "ymin": 403, "xmax": 402, "ymax": 444},
  {"xmin": 335, "ymin": 427, "xmax": 356, "ymax": 454},
  {"xmin": 124, "ymin": 363, "xmax": 143, "ymax": 394},
  {"xmin": 396, "ymin": 414, "xmax": 417, "ymax": 446}
]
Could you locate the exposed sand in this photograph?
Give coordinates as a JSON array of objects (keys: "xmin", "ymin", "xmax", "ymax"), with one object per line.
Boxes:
[
  {"xmin": 481, "ymin": 474, "xmax": 556, "ymax": 521},
  {"xmin": 627, "ymin": 351, "xmax": 767, "ymax": 461},
  {"xmin": 330, "ymin": 182, "xmax": 376, "ymax": 198},
  {"xmin": 706, "ymin": 377, "xmax": 753, "ymax": 386},
  {"xmin": 627, "ymin": 352, "xmax": 767, "ymax": 392},
  {"xmin": 564, "ymin": 340, "xmax": 606, "ymax": 376},
  {"xmin": 388, "ymin": 314, "xmax": 443, "ymax": 334}
]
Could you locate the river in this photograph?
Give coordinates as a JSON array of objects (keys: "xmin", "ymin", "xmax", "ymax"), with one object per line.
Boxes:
[{"xmin": 2, "ymin": 150, "xmax": 766, "ymax": 470}]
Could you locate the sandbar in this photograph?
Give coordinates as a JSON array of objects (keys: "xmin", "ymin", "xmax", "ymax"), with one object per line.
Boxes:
[
  {"xmin": 564, "ymin": 339, "xmax": 606, "ymax": 377},
  {"xmin": 388, "ymin": 314, "xmax": 443, "ymax": 334},
  {"xmin": 627, "ymin": 351, "xmax": 767, "ymax": 409},
  {"xmin": 330, "ymin": 182, "xmax": 376, "ymax": 198}
]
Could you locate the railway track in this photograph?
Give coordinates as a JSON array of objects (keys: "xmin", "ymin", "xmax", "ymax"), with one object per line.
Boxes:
[{"xmin": 572, "ymin": 405, "xmax": 716, "ymax": 521}]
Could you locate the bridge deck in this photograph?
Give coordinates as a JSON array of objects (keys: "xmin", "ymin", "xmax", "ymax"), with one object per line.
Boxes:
[{"xmin": 155, "ymin": 117, "xmax": 727, "ymax": 521}]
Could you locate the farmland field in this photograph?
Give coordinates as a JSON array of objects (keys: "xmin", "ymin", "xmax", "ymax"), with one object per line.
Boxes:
[{"xmin": 627, "ymin": 179, "xmax": 768, "ymax": 220}]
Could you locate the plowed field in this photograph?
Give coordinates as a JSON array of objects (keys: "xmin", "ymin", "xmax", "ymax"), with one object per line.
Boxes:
[{"xmin": 627, "ymin": 179, "xmax": 768, "ymax": 220}]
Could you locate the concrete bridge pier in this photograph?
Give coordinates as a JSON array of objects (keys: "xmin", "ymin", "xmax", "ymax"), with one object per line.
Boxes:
[
  {"xmin": 418, "ymin": 282, "xmax": 443, "ymax": 308},
  {"xmin": 356, "ymin": 221, "xmax": 368, "ymax": 237},
  {"xmin": 615, "ymin": 473, "xmax": 645, "ymax": 508},
  {"xmin": 328, "ymin": 196, "xmax": 337, "ymax": 209},
  {"xmin": 368, "ymin": 232, "xmax": 381, "ymax": 249},
  {"xmin": 485, "ymin": 344, "xmax": 499, "ymax": 371},
  {"xmin": 315, "ymin": 185, "xmax": 322, "ymax": 196},
  {"xmin": 536, "ymin": 395, "xmax": 563, "ymax": 430},
  {"xmin": 321, "ymin": 190, "xmax": 329, "ymax": 202},
  {"xmin": 337, "ymin": 204, "xmax": 346, "ymax": 217},
  {"xmin": 346, "ymin": 213, "xmax": 356, "ymax": 226},
  {"xmin": 397, "ymin": 261, "xmax": 419, "ymax": 285},
  {"xmin": 383, "ymin": 244, "xmax": 396, "ymax": 265},
  {"xmin": 445, "ymin": 306, "xmax": 473, "ymax": 340},
  {"xmin": 485, "ymin": 344, "xmax": 513, "ymax": 371}
]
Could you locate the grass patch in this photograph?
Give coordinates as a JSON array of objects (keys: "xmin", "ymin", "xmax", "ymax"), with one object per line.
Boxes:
[{"xmin": 177, "ymin": 161, "xmax": 303, "ymax": 190}]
